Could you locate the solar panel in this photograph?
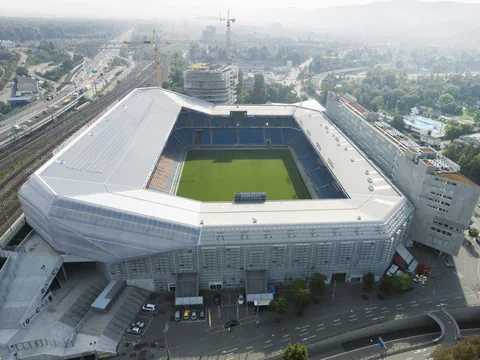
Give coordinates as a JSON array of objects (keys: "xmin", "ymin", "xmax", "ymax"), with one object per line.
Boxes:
[{"xmin": 234, "ymin": 192, "xmax": 267, "ymax": 203}]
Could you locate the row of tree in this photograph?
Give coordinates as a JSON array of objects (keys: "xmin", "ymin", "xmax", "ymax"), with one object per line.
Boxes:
[
  {"xmin": 238, "ymin": 73, "xmax": 303, "ymax": 105},
  {"xmin": 321, "ymin": 67, "xmax": 480, "ymax": 118}
]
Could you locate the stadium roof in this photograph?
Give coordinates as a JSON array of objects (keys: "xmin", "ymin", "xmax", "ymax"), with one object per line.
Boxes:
[{"xmin": 29, "ymin": 88, "xmax": 408, "ymax": 229}]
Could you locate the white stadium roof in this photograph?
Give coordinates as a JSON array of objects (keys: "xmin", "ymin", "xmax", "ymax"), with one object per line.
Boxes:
[{"xmin": 19, "ymin": 88, "xmax": 412, "ymax": 263}]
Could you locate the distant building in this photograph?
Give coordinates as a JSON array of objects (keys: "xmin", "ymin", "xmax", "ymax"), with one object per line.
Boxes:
[
  {"xmin": 0, "ymin": 40, "xmax": 16, "ymax": 49},
  {"xmin": 184, "ymin": 63, "xmax": 239, "ymax": 104},
  {"xmin": 0, "ymin": 49, "xmax": 14, "ymax": 64},
  {"xmin": 8, "ymin": 94, "xmax": 36, "ymax": 107},
  {"xmin": 16, "ymin": 76, "xmax": 38, "ymax": 94},
  {"xmin": 454, "ymin": 133, "xmax": 480, "ymax": 148},
  {"xmin": 202, "ymin": 25, "xmax": 216, "ymax": 42},
  {"xmin": 243, "ymin": 73, "xmax": 255, "ymax": 92}
]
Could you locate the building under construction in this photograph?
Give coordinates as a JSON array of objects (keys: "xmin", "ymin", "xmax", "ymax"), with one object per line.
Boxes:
[{"xmin": 184, "ymin": 63, "xmax": 239, "ymax": 104}]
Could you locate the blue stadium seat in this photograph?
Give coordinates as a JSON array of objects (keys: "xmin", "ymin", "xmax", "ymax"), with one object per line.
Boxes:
[
  {"xmin": 239, "ymin": 129, "xmax": 264, "ymax": 144},
  {"xmin": 212, "ymin": 129, "xmax": 237, "ymax": 145},
  {"xmin": 192, "ymin": 113, "xmax": 206, "ymax": 127},
  {"xmin": 202, "ymin": 129, "xmax": 211, "ymax": 145},
  {"xmin": 282, "ymin": 129, "xmax": 300, "ymax": 144},
  {"xmin": 265, "ymin": 128, "xmax": 283, "ymax": 144},
  {"xmin": 283, "ymin": 117, "xmax": 299, "ymax": 129},
  {"xmin": 175, "ymin": 129, "xmax": 194, "ymax": 146},
  {"xmin": 174, "ymin": 112, "xmax": 189, "ymax": 128}
]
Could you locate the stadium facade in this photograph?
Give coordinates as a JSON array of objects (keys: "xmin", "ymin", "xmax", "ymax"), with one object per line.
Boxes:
[
  {"xmin": 19, "ymin": 88, "xmax": 415, "ymax": 294},
  {"xmin": 326, "ymin": 92, "xmax": 480, "ymax": 256}
]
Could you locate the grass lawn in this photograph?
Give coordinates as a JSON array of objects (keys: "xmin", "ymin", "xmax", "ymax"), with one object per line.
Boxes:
[{"xmin": 176, "ymin": 149, "xmax": 311, "ymax": 202}]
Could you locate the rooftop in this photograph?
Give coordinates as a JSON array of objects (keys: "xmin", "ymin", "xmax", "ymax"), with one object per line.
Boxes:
[{"xmin": 30, "ymin": 88, "xmax": 409, "ymax": 229}]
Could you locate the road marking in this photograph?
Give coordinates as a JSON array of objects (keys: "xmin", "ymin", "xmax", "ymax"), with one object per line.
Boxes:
[
  {"xmin": 454, "ymin": 296, "xmax": 463, "ymax": 299},
  {"xmin": 381, "ymin": 307, "xmax": 387, "ymax": 310},
  {"xmin": 349, "ymin": 318, "xmax": 358, "ymax": 322},
  {"xmin": 397, "ymin": 307, "xmax": 404, "ymax": 310},
  {"xmin": 413, "ymin": 349, "xmax": 427, "ymax": 354},
  {"xmin": 246, "ymin": 346, "xmax": 253, "ymax": 350},
  {"xmin": 411, "ymin": 304, "xmax": 419, "ymax": 307},
  {"xmin": 317, "ymin": 327, "xmax": 325, "ymax": 331},
  {"xmin": 350, "ymin": 315, "xmax": 357, "ymax": 318},
  {"xmin": 365, "ymin": 310, "xmax": 372, "ymax": 313},
  {"xmin": 381, "ymin": 310, "xmax": 389, "ymax": 314},
  {"xmin": 426, "ymin": 301, "xmax": 433, "ymax": 304},
  {"xmin": 263, "ymin": 344, "xmax": 273, "ymax": 349},
  {"xmin": 296, "ymin": 325, "xmax": 310, "ymax": 330},
  {"xmin": 365, "ymin": 314, "xmax": 374, "ymax": 317},
  {"xmin": 440, "ymin": 298, "xmax": 448, "ymax": 301},
  {"xmin": 317, "ymin": 323, "xmax": 324, "ymax": 327},
  {"xmin": 333, "ymin": 323, "xmax": 341, "ymax": 326},
  {"xmin": 410, "ymin": 301, "xmax": 417, "ymax": 304},
  {"xmin": 436, "ymin": 303, "xmax": 448, "ymax": 307},
  {"xmin": 372, "ymin": 316, "xmax": 385, "ymax": 321},
  {"xmin": 302, "ymin": 335, "xmax": 316, "ymax": 341},
  {"xmin": 281, "ymin": 338, "xmax": 291, "ymax": 343},
  {"xmin": 396, "ymin": 304, "xmax": 402, "ymax": 307},
  {"xmin": 265, "ymin": 340, "xmax": 272, "ymax": 344},
  {"xmin": 222, "ymin": 348, "xmax": 238, "ymax": 354},
  {"xmin": 365, "ymin": 307, "xmax": 377, "ymax": 310},
  {"xmin": 283, "ymin": 334, "xmax": 290, "ymax": 338},
  {"xmin": 334, "ymin": 319, "xmax": 341, "ymax": 322}
]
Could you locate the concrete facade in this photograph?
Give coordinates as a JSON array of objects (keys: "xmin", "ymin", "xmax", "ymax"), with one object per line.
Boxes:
[
  {"xmin": 184, "ymin": 63, "xmax": 239, "ymax": 104},
  {"xmin": 326, "ymin": 92, "xmax": 480, "ymax": 256}
]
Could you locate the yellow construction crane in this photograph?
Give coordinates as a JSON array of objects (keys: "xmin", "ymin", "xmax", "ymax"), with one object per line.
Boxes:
[
  {"xmin": 197, "ymin": 11, "xmax": 236, "ymax": 62},
  {"xmin": 123, "ymin": 30, "xmax": 163, "ymax": 87}
]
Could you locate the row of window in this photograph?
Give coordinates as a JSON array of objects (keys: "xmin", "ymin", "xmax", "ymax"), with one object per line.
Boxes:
[
  {"xmin": 434, "ymin": 177, "xmax": 457, "ymax": 187},
  {"xmin": 431, "ymin": 226, "xmax": 452, "ymax": 237},
  {"xmin": 433, "ymin": 220, "xmax": 459, "ymax": 232},
  {"xmin": 426, "ymin": 203, "xmax": 448, "ymax": 213},
  {"xmin": 430, "ymin": 191, "xmax": 453, "ymax": 200},
  {"xmin": 428, "ymin": 197, "xmax": 451, "ymax": 207}
]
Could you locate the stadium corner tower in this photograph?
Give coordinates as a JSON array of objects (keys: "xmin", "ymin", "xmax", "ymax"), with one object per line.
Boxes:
[{"xmin": 19, "ymin": 88, "xmax": 415, "ymax": 292}]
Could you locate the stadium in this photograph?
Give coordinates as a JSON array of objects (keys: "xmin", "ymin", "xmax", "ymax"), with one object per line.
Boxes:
[{"xmin": 18, "ymin": 88, "xmax": 415, "ymax": 297}]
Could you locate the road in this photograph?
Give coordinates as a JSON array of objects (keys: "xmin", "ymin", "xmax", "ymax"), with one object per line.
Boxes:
[
  {"xmin": 0, "ymin": 29, "xmax": 134, "ymax": 145},
  {"xmin": 283, "ymin": 57, "xmax": 312, "ymax": 98},
  {"xmin": 312, "ymin": 67, "xmax": 369, "ymax": 95}
]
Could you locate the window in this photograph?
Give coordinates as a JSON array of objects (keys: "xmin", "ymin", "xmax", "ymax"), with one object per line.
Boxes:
[
  {"xmin": 168, "ymin": 284, "xmax": 176, "ymax": 292},
  {"xmin": 209, "ymin": 282, "xmax": 222, "ymax": 290}
]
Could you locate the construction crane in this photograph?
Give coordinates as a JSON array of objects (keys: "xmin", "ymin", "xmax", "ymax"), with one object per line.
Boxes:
[
  {"xmin": 197, "ymin": 11, "xmax": 236, "ymax": 62},
  {"xmin": 123, "ymin": 30, "xmax": 163, "ymax": 88}
]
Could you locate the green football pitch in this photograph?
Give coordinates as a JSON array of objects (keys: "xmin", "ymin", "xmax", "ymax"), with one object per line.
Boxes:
[{"xmin": 176, "ymin": 149, "xmax": 311, "ymax": 202}]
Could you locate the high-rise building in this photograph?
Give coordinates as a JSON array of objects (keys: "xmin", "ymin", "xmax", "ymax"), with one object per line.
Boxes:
[
  {"xmin": 184, "ymin": 63, "xmax": 239, "ymax": 104},
  {"xmin": 326, "ymin": 92, "xmax": 480, "ymax": 256}
]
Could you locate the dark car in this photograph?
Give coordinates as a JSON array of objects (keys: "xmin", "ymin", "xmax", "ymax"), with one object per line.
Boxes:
[
  {"xmin": 214, "ymin": 293, "xmax": 221, "ymax": 306},
  {"xmin": 199, "ymin": 310, "xmax": 206, "ymax": 320},
  {"xmin": 224, "ymin": 320, "xmax": 240, "ymax": 329}
]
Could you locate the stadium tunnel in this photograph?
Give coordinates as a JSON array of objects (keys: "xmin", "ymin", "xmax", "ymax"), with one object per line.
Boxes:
[
  {"xmin": 245, "ymin": 270, "xmax": 273, "ymax": 307},
  {"xmin": 175, "ymin": 273, "xmax": 203, "ymax": 307}
]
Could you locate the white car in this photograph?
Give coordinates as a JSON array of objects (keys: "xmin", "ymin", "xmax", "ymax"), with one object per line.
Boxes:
[
  {"xmin": 142, "ymin": 303, "xmax": 157, "ymax": 312},
  {"xmin": 127, "ymin": 326, "xmax": 141, "ymax": 335},
  {"xmin": 238, "ymin": 294, "xmax": 244, "ymax": 305},
  {"xmin": 132, "ymin": 320, "xmax": 145, "ymax": 328}
]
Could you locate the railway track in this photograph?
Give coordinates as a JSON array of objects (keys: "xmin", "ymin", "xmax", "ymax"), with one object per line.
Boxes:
[{"xmin": 0, "ymin": 62, "xmax": 156, "ymax": 235}]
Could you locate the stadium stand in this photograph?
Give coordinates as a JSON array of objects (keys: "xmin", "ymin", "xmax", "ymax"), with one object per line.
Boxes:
[
  {"xmin": 282, "ymin": 128, "xmax": 301, "ymax": 144},
  {"xmin": 265, "ymin": 128, "xmax": 283, "ymax": 145},
  {"xmin": 176, "ymin": 129, "xmax": 194, "ymax": 146},
  {"xmin": 212, "ymin": 128, "xmax": 238, "ymax": 145},
  {"xmin": 202, "ymin": 129, "xmax": 212, "ymax": 145},
  {"xmin": 239, "ymin": 129, "xmax": 264, "ymax": 144}
]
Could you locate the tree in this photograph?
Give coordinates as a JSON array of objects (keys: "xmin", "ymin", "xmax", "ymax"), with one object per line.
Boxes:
[
  {"xmin": 432, "ymin": 335, "xmax": 480, "ymax": 360},
  {"xmin": 391, "ymin": 115, "xmax": 404, "ymax": 131},
  {"xmin": 62, "ymin": 59, "xmax": 73, "ymax": 71},
  {"xmin": 291, "ymin": 280, "xmax": 310, "ymax": 315},
  {"xmin": 283, "ymin": 344, "xmax": 308, "ymax": 360},
  {"xmin": 270, "ymin": 296, "xmax": 288, "ymax": 322},
  {"xmin": 362, "ymin": 272, "xmax": 375, "ymax": 292},
  {"xmin": 15, "ymin": 66, "xmax": 28, "ymax": 76},
  {"xmin": 119, "ymin": 45, "xmax": 129, "ymax": 58},
  {"xmin": 0, "ymin": 101, "xmax": 12, "ymax": 115},
  {"xmin": 398, "ymin": 273, "xmax": 412, "ymax": 291},
  {"xmin": 309, "ymin": 273, "xmax": 327, "ymax": 302},
  {"xmin": 469, "ymin": 227, "xmax": 479, "ymax": 238},
  {"xmin": 249, "ymin": 74, "xmax": 267, "ymax": 104},
  {"xmin": 445, "ymin": 121, "xmax": 473, "ymax": 141}
]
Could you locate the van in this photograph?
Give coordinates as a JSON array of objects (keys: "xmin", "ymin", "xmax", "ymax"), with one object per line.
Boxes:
[{"xmin": 174, "ymin": 310, "xmax": 181, "ymax": 322}]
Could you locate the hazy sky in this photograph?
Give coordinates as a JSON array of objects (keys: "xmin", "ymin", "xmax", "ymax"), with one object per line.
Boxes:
[{"xmin": 3, "ymin": 0, "xmax": 480, "ymax": 19}]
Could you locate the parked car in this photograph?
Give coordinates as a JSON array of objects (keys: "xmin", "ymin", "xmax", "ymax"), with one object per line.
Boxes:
[
  {"xmin": 142, "ymin": 303, "xmax": 157, "ymax": 312},
  {"xmin": 183, "ymin": 309, "xmax": 190, "ymax": 320},
  {"xmin": 238, "ymin": 294, "xmax": 244, "ymax": 305},
  {"xmin": 224, "ymin": 320, "xmax": 240, "ymax": 329},
  {"xmin": 131, "ymin": 320, "xmax": 145, "ymax": 328},
  {"xmin": 174, "ymin": 310, "xmax": 181, "ymax": 322},
  {"xmin": 191, "ymin": 310, "xmax": 197, "ymax": 321},
  {"xmin": 199, "ymin": 310, "xmax": 206, "ymax": 320},
  {"xmin": 127, "ymin": 327, "xmax": 142, "ymax": 335},
  {"xmin": 214, "ymin": 293, "xmax": 221, "ymax": 306}
]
